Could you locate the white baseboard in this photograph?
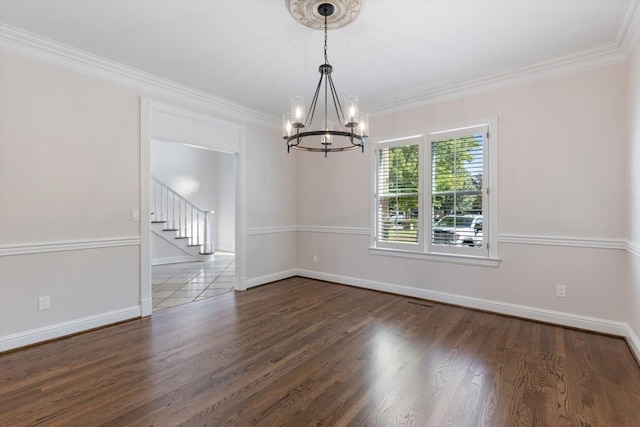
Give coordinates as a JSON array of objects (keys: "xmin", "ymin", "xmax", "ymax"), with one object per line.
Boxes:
[
  {"xmin": 0, "ymin": 306, "xmax": 140, "ymax": 352},
  {"xmin": 237, "ymin": 275, "xmax": 248, "ymax": 291},
  {"xmin": 140, "ymin": 298, "xmax": 152, "ymax": 317},
  {"xmin": 246, "ymin": 269, "xmax": 298, "ymax": 289},
  {"xmin": 295, "ymin": 269, "xmax": 639, "ymax": 360},
  {"xmin": 152, "ymin": 256, "xmax": 193, "ymax": 265},
  {"xmin": 626, "ymin": 324, "xmax": 640, "ymax": 363},
  {"xmin": 152, "ymin": 256, "xmax": 200, "ymax": 265}
]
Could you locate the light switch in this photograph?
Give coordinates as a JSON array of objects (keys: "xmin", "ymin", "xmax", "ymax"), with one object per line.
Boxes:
[{"xmin": 131, "ymin": 210, "xmax": 140, "ymax": 221}]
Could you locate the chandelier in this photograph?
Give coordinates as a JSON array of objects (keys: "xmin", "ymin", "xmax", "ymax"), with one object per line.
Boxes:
[{"xmin": 283, "ymin": 2, "xmax": 369, "ymax": 157}]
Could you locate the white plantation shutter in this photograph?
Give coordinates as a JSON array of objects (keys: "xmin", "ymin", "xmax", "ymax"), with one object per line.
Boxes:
[
  {"xmin": 429, "ymin": 125, "xmax": 487, "ymax": 255},
  {"xmin": 376, "ymin": 138, "xmax": 421, "ymax": 247}
]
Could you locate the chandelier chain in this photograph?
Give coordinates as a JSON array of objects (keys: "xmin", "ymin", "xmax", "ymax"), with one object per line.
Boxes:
[{"xmin": 324, "ymin": 16, "xmax": 328, "ymax": 65}]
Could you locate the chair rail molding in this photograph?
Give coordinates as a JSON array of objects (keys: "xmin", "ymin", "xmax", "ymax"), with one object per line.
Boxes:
[
  {"xmin": 0, "ymin": 237, "xmax": 141, "ymax": 257},
  {"xmin": 498, "ymin": 234, "xmax": 629, "ymax": 251},
  {"xmin": 246, "ymin": 226, "xmax": 297, "ymax": 235},
  {"xmin": 296, "ymin": 226, "xmax": 370, "ymax": 235}
]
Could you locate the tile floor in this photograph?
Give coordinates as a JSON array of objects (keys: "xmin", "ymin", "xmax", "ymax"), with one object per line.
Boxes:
[{"xmin": 152, "ymin": 252, "xmax": 235, "ymax": 311}]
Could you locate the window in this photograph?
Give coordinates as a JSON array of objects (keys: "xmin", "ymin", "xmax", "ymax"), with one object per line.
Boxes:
[
  {"xmin": 373, "ymin": 120, "xmax": 497, "ymax": 264},
  {"xmin": 376, "ymin": 137, "xmax": 421, "ymax": 247}
]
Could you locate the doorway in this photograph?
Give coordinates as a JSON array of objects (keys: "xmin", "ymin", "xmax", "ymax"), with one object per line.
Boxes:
[
  {"xmin": 140, "ymin": 99, "xmax": 246, "ymax": 317},
  {"xmin": 150, "ymin": 139, "xmax": 236, "ymax": 311}
]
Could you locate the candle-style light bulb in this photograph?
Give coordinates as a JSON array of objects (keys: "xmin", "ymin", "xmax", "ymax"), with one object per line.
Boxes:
[
  {"xmin": 283, "ymin": 113, "xmax": 294, "ymax": 137},
  {"xmin": 291, "ymin": 96, "xmax": 305, "ymax": 127},
  {"xmin": 343, "ymin": 95, "xmax": 359, "ymax": 127},
  {"xmin": 358, "ymin": 113, "xmax": 369, "ymax": 137},
  {"xmin": 321, "ymin": 120, "xmax": 334, "ymax": 145}
]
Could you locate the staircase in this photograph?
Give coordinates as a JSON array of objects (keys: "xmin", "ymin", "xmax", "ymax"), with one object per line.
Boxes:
[{"xmin": 151, "ymin": 175, "xmax": 214, "ymax": 263}]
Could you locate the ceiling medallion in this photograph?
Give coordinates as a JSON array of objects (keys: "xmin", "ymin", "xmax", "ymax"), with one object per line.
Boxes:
[{"xmin": 286, "ymin": 0, "xmax": 362, "ymax": 30}]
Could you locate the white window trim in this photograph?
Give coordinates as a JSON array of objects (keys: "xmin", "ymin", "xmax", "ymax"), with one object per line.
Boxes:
[
  {"xmin": 372, "ymin": 135, "xmax": 424, "ymax": 252},
  {"xmin": 369, "ymin": 247, "xmax": 500, "ymax": 267},
  {"xmin": 370, "ymin": 117, "xmax": 499, "ymax": 267}
]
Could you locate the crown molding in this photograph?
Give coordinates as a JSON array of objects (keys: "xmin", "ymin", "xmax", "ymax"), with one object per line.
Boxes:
[
  {"xmin": 0, "ymin": 24, "xmax": 279, "ymax": 129},
  {"xmin": 368, "ymin": 2, "xmax": 640, "ymax": 116},
  {"xmin": 618, "ymin": 0, "xmax": 640, "ymax": 58},
  {"xmin": 1, "ymin": 1, "xmax": 638, "ymax": 124}
]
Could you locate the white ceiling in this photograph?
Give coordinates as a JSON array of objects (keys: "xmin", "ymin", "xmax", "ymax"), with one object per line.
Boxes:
[{"xmin": 1, "ymin": 1, "xmax": 638, "ymax": 118}]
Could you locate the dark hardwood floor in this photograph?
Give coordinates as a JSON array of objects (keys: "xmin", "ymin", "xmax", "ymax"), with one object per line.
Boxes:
[{"xmin": 1, "ymin": 277, "xmax": 639, "ymax": 426}]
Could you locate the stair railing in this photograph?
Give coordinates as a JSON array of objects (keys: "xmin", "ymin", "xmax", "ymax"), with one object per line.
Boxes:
[{"xmin": 150, "ymin": 175, "xmax": 214, "ymax": 255}]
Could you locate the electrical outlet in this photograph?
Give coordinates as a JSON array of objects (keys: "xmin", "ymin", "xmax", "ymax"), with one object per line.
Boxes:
[
  {"xmin": 38, "ymin": 296, "xmax": 50, "ymax": 310},
  {"xmin": 556, "ymin": 284, "xmax": 566, "ymax": 298},
  {"xmin": 313, "ymin": 254, "xmax": 318, "ymax": 263}
]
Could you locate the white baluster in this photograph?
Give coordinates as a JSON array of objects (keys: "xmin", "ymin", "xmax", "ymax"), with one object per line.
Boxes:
[
  {"xmin": 178, "ymin": 198, "xmax": 182, "ymax": 237},
  {"xmin": 202, "ymin": 211, "xmax": 214, "ymax": 254}
]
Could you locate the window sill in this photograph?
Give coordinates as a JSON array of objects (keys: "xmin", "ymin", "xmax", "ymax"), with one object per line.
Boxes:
[{"xmin": 369, "ymin": 247, "xmax": 500, "ymax": 267}]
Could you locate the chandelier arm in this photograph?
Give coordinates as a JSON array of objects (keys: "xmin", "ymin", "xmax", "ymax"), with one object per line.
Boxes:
[
  {"xmin": 324, "ymin": 67, "xmax": 328, "ymax": 133},
  {"xmin": 289, "ymin": 144, "xmax": 362, "ymax": 153},
  {"xmin": 326, "ymin": 74, "xmax": 347, "ymax": 129},
  {"xmin": 306, "ymin": 72, "xmax": 324, "ymax": 128},
  {"xmin": 288, "ymin": 127, "xmax": 301, "ymax": 150}
]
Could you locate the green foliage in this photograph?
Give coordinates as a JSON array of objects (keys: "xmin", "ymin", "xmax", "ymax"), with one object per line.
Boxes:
[
  {"xmin": 386, "ymin": 145, "xmax": 419, "ymax": 215},
  {"xmin": 432, "ymin": 138, "xmax": 476, "ymax": 192},
  {"xmin": 388, "ymin": 145, "xmax": 419, "ymax": 192},
  {"xmin": 431, "ymin": 136, "xmax": 482, "ymax": 215},
  {"xmin": 379, "ymin": 135, "xmax": 482, "ymax": 225}
]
